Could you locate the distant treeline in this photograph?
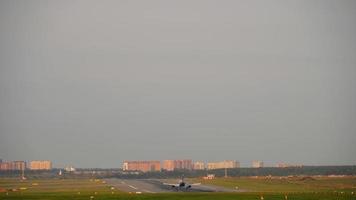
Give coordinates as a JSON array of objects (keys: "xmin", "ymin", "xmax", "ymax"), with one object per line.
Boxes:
[
  {"xmin": 1, "ymin": 166, "xmax": 355, "ymax": 179},
  {"xmin": 117, "ymin": 166, "xmax": 356, "ymax": 179}
]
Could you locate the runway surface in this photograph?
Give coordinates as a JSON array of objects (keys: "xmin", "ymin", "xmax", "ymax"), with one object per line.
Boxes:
[{"xmin": 105, "ymin": 178, "xmax": 239, "ymax": 193}]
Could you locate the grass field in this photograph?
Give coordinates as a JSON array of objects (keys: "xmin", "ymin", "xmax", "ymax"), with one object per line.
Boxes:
[
  {"xmin": 0, "ymin": 178, "xmax": 356, "ymax": 200},
  {"xmin": 193, "ymin": 176, "xmax": 356, "ymax": 193}
]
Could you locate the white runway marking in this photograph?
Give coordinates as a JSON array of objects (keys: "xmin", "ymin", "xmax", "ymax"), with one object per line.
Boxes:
[
  {"xmin": 143, "ymin": 189, "xmax": 156, "ymax": 193},
  {"xmin": 128, "ymin": 185, "xmax": 138, "ymax": 190}
]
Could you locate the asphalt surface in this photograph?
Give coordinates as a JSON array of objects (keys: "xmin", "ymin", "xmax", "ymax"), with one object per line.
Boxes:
[{"xmin": 105, "ymin": 178, "xmax": 239, "ymax": 193}]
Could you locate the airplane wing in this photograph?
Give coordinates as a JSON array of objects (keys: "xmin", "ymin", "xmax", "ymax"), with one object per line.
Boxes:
[
  {"xmin": 163, "ymin": 183, "xmax": 179, "ymax": 187},
  {"xmin": 191, "ymin": 183, "xmax": 201, "ymax": 186}
]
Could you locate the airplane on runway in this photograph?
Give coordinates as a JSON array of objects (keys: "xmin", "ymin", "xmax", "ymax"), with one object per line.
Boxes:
[{"xmin": 163, "ymin": 176, "xmax": 201, "ymax": 191}]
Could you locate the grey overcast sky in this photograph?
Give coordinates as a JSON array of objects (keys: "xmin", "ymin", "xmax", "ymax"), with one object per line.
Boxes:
[{"xmin": 0, "ymin": 0, "xmax": 355, "ymax": 168}]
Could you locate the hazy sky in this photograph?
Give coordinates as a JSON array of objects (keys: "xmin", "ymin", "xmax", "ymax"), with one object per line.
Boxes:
[{"xmin": 1, "ymin": 0, "xmax": 355, "ymax": 168}]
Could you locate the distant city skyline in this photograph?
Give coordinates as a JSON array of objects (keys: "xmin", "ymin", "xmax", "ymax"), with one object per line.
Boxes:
[
  {"xmin": 0, "ymin": 157, "xmax": 349, "ymax": 169},
  {"xmin": 0, "ymin": 158, "xmax": 304, "ymax": 170},
  {"xmin": 1, "ymin": 0, "xmax": 356, "ymax": 168}
]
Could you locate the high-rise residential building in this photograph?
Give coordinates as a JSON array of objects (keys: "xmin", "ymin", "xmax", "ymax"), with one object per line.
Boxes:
[
  {"xmin": 0, "ymin": 161, "xmax": 26, "ymax": 171},
  {"xmin": 13, "ymin": 161, "xmax": 26, "ymax": 170},
  {"xmin": 122, "ymin": 161, "xmax": 161, "ymax": 172},
  {"xmin": 162, "ymin": 160, "xmax": 175, "ymax": 171},
  {"xmin": 0, "ymin": 162, "xmax": 9, "ymax": 170},
  {"xmin": 207, "ymin": 160, "xmax": 240, "ymax": 170},
  {"xmin": 252, "ymin": 161, "xmax": 264, "ymax": 168},
  {"xmin": 162, "ymin": 160, "xmax": 193, "ymax": 171},
  {"xmin": 174, "ymin": 160, "xmax": 193, "ymax": 170},
  {"xmin": 193, "ymin": 161, "xmax": 205, "ymax": 170},
  {"xmin": 29, "ymin": 161, "xmax": 52, "ymax": 170}
]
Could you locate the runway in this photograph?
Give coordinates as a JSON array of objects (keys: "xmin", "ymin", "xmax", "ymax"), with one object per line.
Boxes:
[{"xmin": 105, "ymin": 178, "xmax": 239, "ymax": 193}]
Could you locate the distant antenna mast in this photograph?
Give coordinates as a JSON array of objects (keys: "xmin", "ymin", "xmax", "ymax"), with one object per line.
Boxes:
[{"xmin": 21, "ymin": 165, "xmax": 25, "ymax": 180}]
